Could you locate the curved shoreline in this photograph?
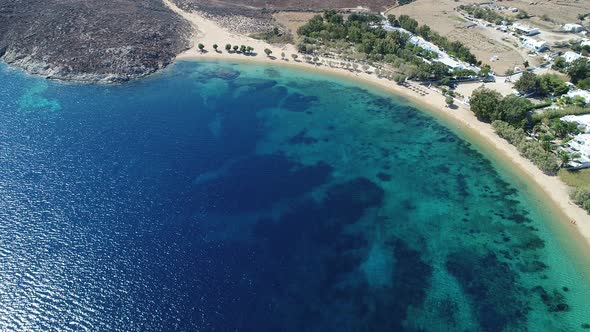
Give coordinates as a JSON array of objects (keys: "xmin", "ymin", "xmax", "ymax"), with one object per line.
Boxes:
[
  {"xmin": 183, "ymin": 54, "xmax": 590, "ymax": 245},
  {"xmin": 171, "ymin": 0, "xmax": 590, "ymax": 250}
]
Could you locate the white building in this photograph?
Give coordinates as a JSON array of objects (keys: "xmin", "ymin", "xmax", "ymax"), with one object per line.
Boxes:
[
  {"xmin": 563, "ymin": 23, "xmax": 584, "ymax": 33},
  {"xmin": 434, "ymin": 57, "xmax": 464, "ymax": 70},
  {"xmin": 565, "ymin": 89, "xmax": 590, "ymax": 104},
  {"xmin": 513, "ymin": 23, "xmax": 540, "ymax": 36},
  {"xmin": 522, "ymin": 37, "xmax": 548, "ymax": 51},
  {"xmin": 561, "ymin": 114, "xmax": 590, "ymax": 132},
  {"xmin": 564, "ymin": 51, "xmax": 583, "ymax": 63},
  {"xmin": 560, "ymin": 116, "xmax": 590, "ymax": 169},
  {"xmin": 562, "ymin": 134, "xmax": 590, "ymax": 169}
]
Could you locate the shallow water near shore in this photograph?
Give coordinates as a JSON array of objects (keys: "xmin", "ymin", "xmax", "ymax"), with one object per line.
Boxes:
[{"xmin": 1, "ymin": 60, "xmax": 590, "ymax": 331}]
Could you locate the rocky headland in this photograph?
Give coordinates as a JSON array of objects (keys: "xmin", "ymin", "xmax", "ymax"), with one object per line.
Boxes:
[{"xmin": 0, "ymin": 0, "xmax": 191, "ymax": 83}]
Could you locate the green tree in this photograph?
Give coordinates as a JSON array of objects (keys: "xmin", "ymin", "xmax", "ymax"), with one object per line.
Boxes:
[
  {"xmin": 394, "ymin": 74, "xmax": 406, "ymax": 84},
  {"xmin": 281, "ymin": 52, "xmax": 285, "ymax": 59},
  {"xmin": 552, "ymin": 56, "xmax": 567, "ymax": 72},
  {"xmin": 387, "ymin": 14, "xmax": 398, "ymax": 26},
  {"xmin": 233, "ymin": 45, "xmax": 239, "ymax": 52},
  {"xmin": 470, "ymin": 88, "xmax": 502, "ymax": 122},
  {"xmin": 578, "ymin": 77, "xmax": 590, "ymax": 90},
  {"xmin": 398, "ymin": 15, "xmax": 418, "ymax": 33},
  {"xmin": 499, "ymin": 95, "xmax": 532, "ymax": 127},
  {"xmin": 514, "ymin": 71, "xmax": 540, "ymax": 95},
  {"xmin": 567, "ymin": 58, "xmax": 590, "ymax": 84},
  {"xmin": 225, "ymin": 44, "xmax": 232, "ymax": 51},
  {"xmin": 297, "ymin": 14, "xmax": 325, "ymax": 37},
  {"xmin": 445, "ymin": 96, "xmax": 454, "ymax": 107},
  {"xmin": 551, "ymin": 119, "xmax": 570, "ymax": 138},
  {"xmin": 292, "ymin": 54, "xmax": 298, "ymax": 61},
  {"xmin": 558, "ymin": 150, "xmax": 571, "ymax": 168},
  {"xmin": 198, "ymin": 43, "xmax": 205, "ymax": 51},
  {"xmin": 480, "ymin": 65, "xmax": 491, "ymax": 77},
  {"xmin": 538, "ymin": 74, "xmax": 569, "ymax": 96},
  {"xmin": 264, "ymin": 48, "xmax": 272, "ymax": 57},
  {"xmin": 213, "ymin": 44, "xmax": 218, "ymax": 51},
  {"xmin": 572, "ymin": 96, "xmax": 587, "ymax": 107},
  {"xmin": 572, "ymin": 188, "xmax": 590, "ymax": 208},
  {"xmin": 239, "ymin": 45, "xmax": 246, "ymax": 53}
]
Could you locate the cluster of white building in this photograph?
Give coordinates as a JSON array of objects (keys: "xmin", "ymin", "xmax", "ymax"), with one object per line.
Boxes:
[
  {"xmin": 380, "ymin": 18, "xmax": 480, "ymax": 73},
  {"xmin": 561, "ymin": 115, "xmax": 590, "ymax": 169}
]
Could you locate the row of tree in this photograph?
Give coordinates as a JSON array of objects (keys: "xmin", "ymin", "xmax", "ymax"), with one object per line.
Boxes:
[
  {"xmin": 297, "ymin": 11, "xmax": 478, "ymax": 81},
  {"xmin": 458, "ymin": 4, "xmax": 511, "ymax": 25},
  {"xmin": 387, "ymin": 14, "xmax": 479, "ymax": 65},
  {"xmin": 197, "ymin": 43, "xmax": 257, "ymax": 54}
]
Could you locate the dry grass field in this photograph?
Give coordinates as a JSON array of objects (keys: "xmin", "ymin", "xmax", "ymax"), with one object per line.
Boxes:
[
  {"xmin": 386, "ymin": 0, "xmax": 527, "ymax": 73},
  {"xmin": 274, "ymin": 12, "xmax": 319, "ymax": 35},
  {"xmin": 502, "ymin": 0, "xmax": 590, "ymax": 25}
]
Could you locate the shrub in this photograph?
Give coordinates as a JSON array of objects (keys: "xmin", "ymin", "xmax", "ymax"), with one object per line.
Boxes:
[{"xmin": 492, "ymin": 120, "xmax": 560, "ymax": 174}]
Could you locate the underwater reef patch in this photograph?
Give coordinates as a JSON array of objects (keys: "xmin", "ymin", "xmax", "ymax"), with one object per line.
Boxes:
[
  {"xmin": 446, "ymin": 250, "xmax": 528, "ymax": 331},
  {"xmin": 282, "ymin": 93, "xmax": 319, "ymax": 112}
]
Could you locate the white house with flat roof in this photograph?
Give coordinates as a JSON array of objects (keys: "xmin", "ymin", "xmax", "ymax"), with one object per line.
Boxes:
[
  {"xmin": 522, "ymin": 37, "xmax": 548, "ymax": 52},
  {"xmin": 565, "ymin": 89, "xmax": 590, "ymax": 104},
  {"xmin": 562, "ymin": 134, "xmax": 590, "ymax": 169},
  {"xmin": 564, "ymin": 51, "xmax": 584, "ymax": 63},
  {"xmin": 561, "ymin": 114, "xmax": 590, "ymax": 132},
  {"xmin": 513, "ymin": 23, "xmax": 540, "ymax": 36},
  {"xmin": 434, "ymin": 57, "xmax": 464, "ymax": 70},
  {"xmin": 563, "ymin": 23, "xmax": 584, "ymax": 33},
  {"xmin": 561, "ymin": 111, "xmax": 590, "ymax": 169}
]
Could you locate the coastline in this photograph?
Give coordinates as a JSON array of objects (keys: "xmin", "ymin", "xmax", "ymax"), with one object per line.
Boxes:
[{"xmin": 164, "ymin": 0, "xmax": 590, "ymax": 248}]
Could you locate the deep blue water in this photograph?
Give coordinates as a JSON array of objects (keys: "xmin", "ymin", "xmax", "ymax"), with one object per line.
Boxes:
[{"xmin": 1, "ymin": 61, "xmax": 590, "ymax": 331}]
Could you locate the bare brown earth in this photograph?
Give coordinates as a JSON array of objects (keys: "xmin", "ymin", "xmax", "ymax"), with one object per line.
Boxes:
[{"xmin": 274, "ymin": 12, "xmax": 319, "ymax": 35}]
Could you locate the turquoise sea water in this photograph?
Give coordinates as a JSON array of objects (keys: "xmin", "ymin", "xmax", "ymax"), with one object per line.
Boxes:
[{"xmin": 1, "ymin": 60, "xmax": 589, "ymax": 331}]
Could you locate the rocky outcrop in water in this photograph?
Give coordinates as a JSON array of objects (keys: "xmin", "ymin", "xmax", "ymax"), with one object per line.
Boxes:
[{"xmin": 0, "ymin": 0, "xmax": 191, "ymax": 83}]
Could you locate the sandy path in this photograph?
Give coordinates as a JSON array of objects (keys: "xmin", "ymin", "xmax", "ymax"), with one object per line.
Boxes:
[{"xmin": 162, "ymin": 0, "xmax": 590, "ymax": 247}]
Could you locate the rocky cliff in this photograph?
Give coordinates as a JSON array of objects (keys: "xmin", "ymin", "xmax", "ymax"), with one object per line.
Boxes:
[{"xmin": 0, "ymin": 0, "xmax": 191, "ymax": 83}]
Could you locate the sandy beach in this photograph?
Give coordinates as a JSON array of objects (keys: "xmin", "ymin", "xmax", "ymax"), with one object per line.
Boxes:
[{"xmin": 163, "ymin": 0, "xmax": 590, "ymax": 246}]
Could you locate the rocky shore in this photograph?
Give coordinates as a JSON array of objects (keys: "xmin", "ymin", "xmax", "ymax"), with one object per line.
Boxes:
[
  {"xmin": 0, "ymin": 0, "xmax": 191, "ymax": 83},
  {"xmin": 0, "ymin": 0, "xmax": 394, "ymax": 83}
]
